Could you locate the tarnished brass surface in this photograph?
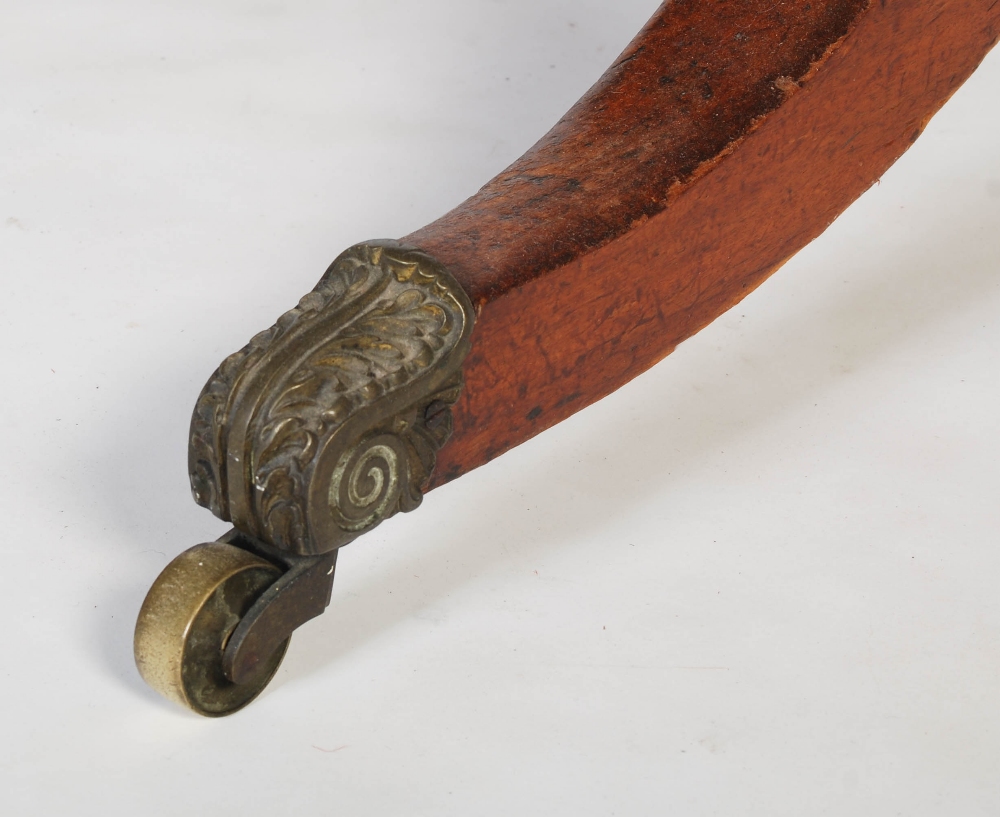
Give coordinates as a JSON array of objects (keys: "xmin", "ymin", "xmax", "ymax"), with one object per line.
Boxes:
[
  {"xmin": 187, "ymin": 241, "xmax": 475, "ymax": 556},
  {"xmin": 134, "ymin": 542, "xmax": 287, "ymax": 717},
  {"xmin": 218, "ymin": 529, "xmax": 338, "ymax": 686},
  {"xmin": 136, "ymin": 242, "xmax": 475, "ymax": 714}
]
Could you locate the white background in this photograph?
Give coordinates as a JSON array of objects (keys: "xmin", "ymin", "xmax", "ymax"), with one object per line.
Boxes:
[{"xmin": 2, "ymin": 1, "xmax": 999, "ymax": 814}]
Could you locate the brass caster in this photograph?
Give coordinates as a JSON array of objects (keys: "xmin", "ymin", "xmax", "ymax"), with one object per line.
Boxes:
[{"xmin": 134, "ymin": 541, "xmax": 288, "ymax": 717}]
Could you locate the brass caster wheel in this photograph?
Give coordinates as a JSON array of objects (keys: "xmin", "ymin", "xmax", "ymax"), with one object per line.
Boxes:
[{"xmin": 134, "ymin": 541, "xmax": 288, "ymax": 717}]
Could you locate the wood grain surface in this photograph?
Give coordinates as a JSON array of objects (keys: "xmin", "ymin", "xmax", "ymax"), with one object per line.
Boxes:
[{"xmin": 404, "ymin": 0, "xmax": 1000, "ymax": 488}]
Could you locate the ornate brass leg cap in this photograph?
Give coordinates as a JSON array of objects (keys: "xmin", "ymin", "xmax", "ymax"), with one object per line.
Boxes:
[{"xmin": 134, "ymin": 542, "xmax": 287, "ymax": 717}]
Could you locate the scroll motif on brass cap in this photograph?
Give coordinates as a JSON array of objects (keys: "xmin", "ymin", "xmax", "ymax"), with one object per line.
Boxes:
[{"xmin": 188, "ymin": 241, "xmax": 475, "ymax": 556}]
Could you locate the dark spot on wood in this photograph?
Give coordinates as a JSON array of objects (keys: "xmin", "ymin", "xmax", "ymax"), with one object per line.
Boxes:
[{"xmin": 555, "ymin": 391, "xmax": 583, "ymax": 409}]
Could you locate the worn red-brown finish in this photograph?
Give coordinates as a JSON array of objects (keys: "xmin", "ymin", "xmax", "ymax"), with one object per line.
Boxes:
[{"xmin": 402, "ymin": 0, "xmax": 1000, "ymax": 488}]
